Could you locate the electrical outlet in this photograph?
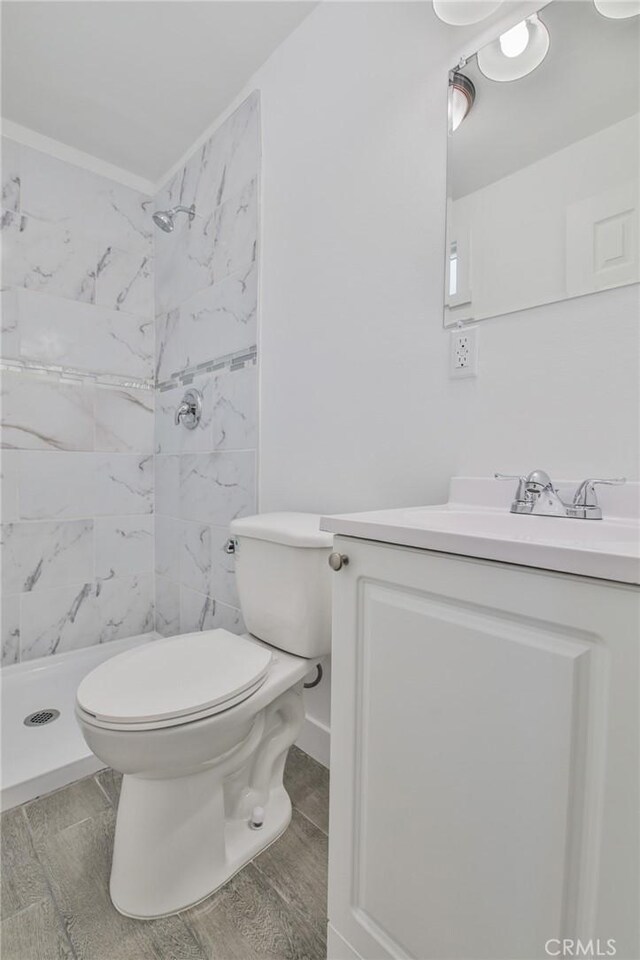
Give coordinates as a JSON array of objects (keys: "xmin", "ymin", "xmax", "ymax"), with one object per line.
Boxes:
[{"xmin": 450, "ymin": 326, "xmax": 478, "ymax": 379}]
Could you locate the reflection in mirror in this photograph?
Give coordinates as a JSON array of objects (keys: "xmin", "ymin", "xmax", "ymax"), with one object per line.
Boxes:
[{"xmin": 444, "ymin": 1, "xmax": 640, "ymax": 326}]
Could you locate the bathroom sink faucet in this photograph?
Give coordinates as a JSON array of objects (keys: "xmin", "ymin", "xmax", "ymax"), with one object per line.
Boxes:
[{"xmin": 495, "ymin": 470, "xmax": 625, "ymax": 520}]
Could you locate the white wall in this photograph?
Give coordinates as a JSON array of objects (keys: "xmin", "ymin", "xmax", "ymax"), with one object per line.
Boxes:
[{"xmin": 210, "ymin": 1, "xmax": 639, "ymax": 762}]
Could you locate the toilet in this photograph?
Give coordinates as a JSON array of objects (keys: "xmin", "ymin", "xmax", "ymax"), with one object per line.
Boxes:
[{"xmin": 76, "ymin": 513, "xmax": 333, "ymax": 920}]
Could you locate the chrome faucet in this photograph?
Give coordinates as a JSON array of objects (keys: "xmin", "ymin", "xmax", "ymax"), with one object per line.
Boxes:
[{"xmin": 495, "ymin": 470, "xmax": 625, "ymax": 520}]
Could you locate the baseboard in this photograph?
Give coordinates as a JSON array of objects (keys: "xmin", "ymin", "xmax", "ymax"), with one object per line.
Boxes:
[
  {"xmin": 295, "ymin": 714, "xmax": 330, "ymax": 768},
  {"xmin": 326, "ymin": 924, "xmax": 363, "ymax": 960}
]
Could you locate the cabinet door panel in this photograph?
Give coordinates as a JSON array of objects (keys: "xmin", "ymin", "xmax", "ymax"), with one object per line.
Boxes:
[
  {"xmin": 327, "ymin": 540, "xmax": 638, "ymax": 960},
  {"xmin": 358, "ymin": 584, "xmax": 593, "ymax": 959}
]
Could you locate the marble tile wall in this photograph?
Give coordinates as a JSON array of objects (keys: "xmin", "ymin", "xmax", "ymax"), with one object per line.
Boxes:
[
  {"xmin": 1, "ymin": 138, "xmax": 155, "ymax": 665},
  {"xmin": 154, "ymin": 92, "xmax": 260, "ymax": 639}
]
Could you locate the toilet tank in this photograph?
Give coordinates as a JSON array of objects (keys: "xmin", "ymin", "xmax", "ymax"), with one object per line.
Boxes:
[{"xmin": 229, "ymin": 513, "xmax": 333, "ymax": 658}]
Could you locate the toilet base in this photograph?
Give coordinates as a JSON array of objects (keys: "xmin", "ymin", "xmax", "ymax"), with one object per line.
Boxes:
[
  {"xmin": 110, "ymin": 781, "xmax": 292, "ymax": 920},
  {"xmin": 107, "ymin": 687, "xmax": 305, "ymax": 919}
]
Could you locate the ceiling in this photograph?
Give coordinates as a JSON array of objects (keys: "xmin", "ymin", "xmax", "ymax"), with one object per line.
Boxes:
[
  {"xmin": 1, "ymin": 1, "xmax": 317, "ymax": 183},
  {"xmin": 450, "ymin": 0, "xmax": 640, "ymax": 198}
]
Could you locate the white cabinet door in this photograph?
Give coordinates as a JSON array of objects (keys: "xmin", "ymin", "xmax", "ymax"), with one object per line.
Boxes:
[{"xmin": 327, "ymin": 538, "xmax": 639, "ymax": 960}]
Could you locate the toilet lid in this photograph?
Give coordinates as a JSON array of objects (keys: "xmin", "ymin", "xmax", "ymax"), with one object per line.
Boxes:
[{"xmin": 76, "ymin": 629, "xmax": 272, "ymax": 725}]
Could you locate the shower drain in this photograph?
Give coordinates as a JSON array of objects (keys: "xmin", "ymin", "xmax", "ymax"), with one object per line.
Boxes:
[{"xmin": 23, "ymin": 709, "xmax": 60, "ymax": 727}]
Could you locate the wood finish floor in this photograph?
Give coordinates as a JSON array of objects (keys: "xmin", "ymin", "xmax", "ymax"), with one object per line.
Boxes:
[{"xmin": 1, "ymin": 746, "xmax": 329, "ymax": 960}]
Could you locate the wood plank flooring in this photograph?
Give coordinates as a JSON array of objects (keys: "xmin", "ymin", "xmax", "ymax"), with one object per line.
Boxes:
[{"xmin": 1, "ymin": 746, "xmax": 329, "ymax": 960}]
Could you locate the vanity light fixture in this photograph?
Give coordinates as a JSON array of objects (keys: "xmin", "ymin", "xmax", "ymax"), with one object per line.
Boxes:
[
  {"xmin": 593, "ymin": 0, "xmax": 640, "ymax": 17},
  {"xmin": 433, "ymin": 0, "xmax": 503, "ymax": 26},
  {"xmin": 449, "ymin": 72, "xmax": 476, "ymax": 133},
  {"xmin": 477, "ymin": 14, "xmax": 550, "ymax": 82}
]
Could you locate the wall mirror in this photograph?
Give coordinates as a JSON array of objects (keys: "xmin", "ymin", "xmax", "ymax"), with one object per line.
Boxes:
[{"xmin": 444, "ymin": 0, "xmax": 639, "ymax": 326}]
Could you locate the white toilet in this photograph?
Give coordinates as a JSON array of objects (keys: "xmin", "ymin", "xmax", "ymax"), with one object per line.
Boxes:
[{"xmin": 76, "ymin": 513, "xmax": 333, "ymax": 919}]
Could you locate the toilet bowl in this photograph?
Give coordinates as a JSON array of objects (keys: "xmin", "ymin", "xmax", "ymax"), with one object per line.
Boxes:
[{"xmin": 76, "ymin": 513, "xmax": 332, "ymax": 919}]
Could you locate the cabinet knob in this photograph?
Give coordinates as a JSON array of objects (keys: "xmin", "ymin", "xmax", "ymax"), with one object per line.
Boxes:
[{"xmin": 328, "ymin": 552, "xmax": 349, "ymax": 571}]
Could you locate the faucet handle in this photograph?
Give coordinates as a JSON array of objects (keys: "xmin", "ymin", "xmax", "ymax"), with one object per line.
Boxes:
[
  {"xmin": 573, "ymin": 478, "xmax": 626, "ymax": 507},
  {"xmin": 495, "ymin": 473, "xmax": 527, "ymax": 501},
  {"xmin": 174, "ymin": 401, "xmax": 190, "ymax": 426},
  {"xmin": 174, "ymin": 388, "xmax": 202, "ymax": 430}
]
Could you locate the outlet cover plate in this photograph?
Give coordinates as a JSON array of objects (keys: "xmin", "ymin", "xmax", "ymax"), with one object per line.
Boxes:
[{"xmin": 450, "ymin": 326, "xmax": 478, "ymax": 379}]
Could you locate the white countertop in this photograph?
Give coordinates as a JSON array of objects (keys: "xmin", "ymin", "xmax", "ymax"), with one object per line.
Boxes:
[{"xmin": 320, "ymin": 478, "xmax": 640, "ymax": 585}]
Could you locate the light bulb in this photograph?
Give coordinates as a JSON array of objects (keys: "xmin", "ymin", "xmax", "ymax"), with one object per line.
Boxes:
[
  {"xmin": 449, "ymin": 88, "xmax": 467, "ymax": 132},
  {"xmin": 499, "ymin": 20, "xmax": 529, "ymax": 58},
  {"xmin": 448, "ymin": 73, "xmax": 475, "ymax": 133},
  {"xmin": 477, "ymin": 13, "xmax": 549, "ymax": 82}
]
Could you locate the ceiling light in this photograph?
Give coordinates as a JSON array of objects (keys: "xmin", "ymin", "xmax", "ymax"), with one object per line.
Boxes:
[
  {"xmin": 593, "ymin": 0, "xmax": 640, "ymax": 18},
  {"xmin": 433, "ymin": 0, "xmax": 503, "ymax": 27},
  {"xmin": 448, "ymin": 72, "xmax": 476, "ymax": 133},
  {"xmin": 499, "ymin": 20, "xmax": 530, "ymax": 58},
  {"xmin": 477, "ymin": 14, "xmax": 550, "ymax": 82}
]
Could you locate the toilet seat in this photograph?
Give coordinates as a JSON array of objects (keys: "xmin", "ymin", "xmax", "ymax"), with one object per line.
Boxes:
[{"xmin": 76, "ymin": 629, "xmax": 272, "ymax": 731}]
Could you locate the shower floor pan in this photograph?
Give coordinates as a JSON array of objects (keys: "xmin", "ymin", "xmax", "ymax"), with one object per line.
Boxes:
[{"xmin": 1, "ymin": 632, "xmax": 157, "ymax": 811}]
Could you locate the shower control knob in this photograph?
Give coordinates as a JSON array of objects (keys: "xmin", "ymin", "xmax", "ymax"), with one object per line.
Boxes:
[
  {"xmin": 174, "ymin": 388, "xmax": 202, "ymax": 430},
  {"xmin": 328, "ymin": 552, "xmax": 349, "ymax": 571}
]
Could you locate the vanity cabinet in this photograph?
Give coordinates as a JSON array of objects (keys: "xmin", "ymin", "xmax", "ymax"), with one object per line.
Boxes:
[{"xmin": 326, "ymin": 537, "xmax": 639, "ymax": 960}]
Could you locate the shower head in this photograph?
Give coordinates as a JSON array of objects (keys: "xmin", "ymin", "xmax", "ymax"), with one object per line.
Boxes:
[
  {"xmin": 152, "ymin": 204, "xmax": 196, "ymax": 233},
  {"xmin": 152, "ymin": 210, "xmax": 174, "ymax": 232}
]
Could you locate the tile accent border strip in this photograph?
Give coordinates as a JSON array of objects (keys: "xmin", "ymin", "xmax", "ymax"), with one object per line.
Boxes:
[
  {"xmin": 0, "ymin": 342, "xmax": 258, "ymax": 393},
  {"xmin": 0, "ymin": 358, "xmax": 154, "ymax": 391},
  {"xmin": 157, "ymin": 345, "xmax": 258, "ymax": 392}
]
